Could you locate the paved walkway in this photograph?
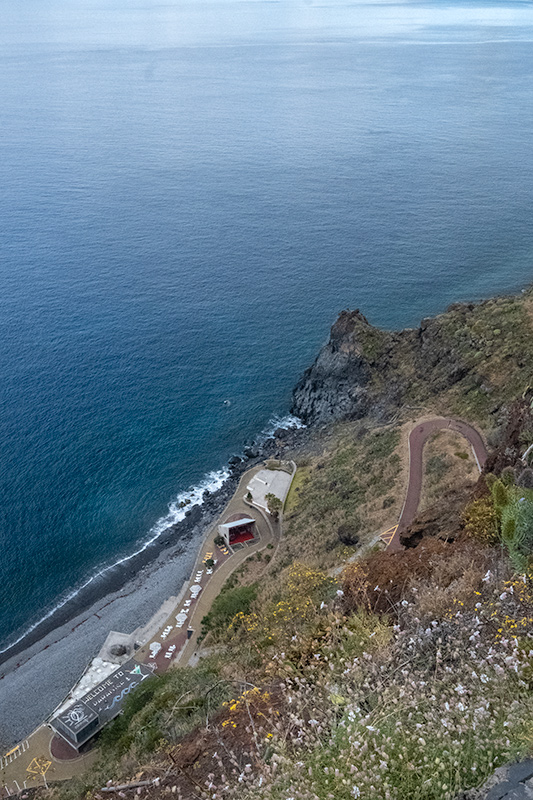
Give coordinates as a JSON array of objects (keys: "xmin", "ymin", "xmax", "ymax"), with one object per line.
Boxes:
[
  {"xmin": 135, "ymin": 464, "xmax": 280, "ymax": 670},
  {"xmin": 0, "ymin": 725, "xmax": 96, "ymax": 796},
  {"xmin": 1, "ymin": 463, "xmax": 286, "ymax": 796},
  {"xmin": 386, "ymin": 417, "xmax": 488, "ymax": 552}
]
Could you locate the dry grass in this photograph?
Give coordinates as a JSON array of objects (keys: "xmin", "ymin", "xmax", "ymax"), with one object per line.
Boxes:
[
  {"xmin": 283, "ymin": 465, "xmax": 313, "ymax": 514},
  {"xmin": 420, "ymin": 429, "xmax": 479, "ymax": 511},
  {"xmin": 410, "ymin": 539, "xmax": 499, "ymax": 619},
  {"xmin": 341, "ymin": 534, "xmax": 495, "ymax": 619},
  {"xmin": 228, "ymin": 548, "xmax": 276, "ymax": 584},
  {"xmin": 281, "ymin": 421, "xmax": 404, "ymax": 568}
]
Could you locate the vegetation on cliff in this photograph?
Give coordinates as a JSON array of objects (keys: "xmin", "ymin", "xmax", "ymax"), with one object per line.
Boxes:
[
  {"xmin": 280, "ymin": 425, "xmax": 402, "ymax": 566},
  {"xmin": 292, "ymin": 288, "xmax": 533, "ymax": 428},
  {"xmin": 55, "ymin": 532, "xmax": 533, "ymax": 800},
  {"xmin": 49, "ymin": 290, "xmax": 533, "ymax": 800}
]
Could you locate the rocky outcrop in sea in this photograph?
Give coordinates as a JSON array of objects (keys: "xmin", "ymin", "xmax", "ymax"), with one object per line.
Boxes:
[{"xmin": 291, "ymin": 309, "xmax": 405, "ymax": 424}]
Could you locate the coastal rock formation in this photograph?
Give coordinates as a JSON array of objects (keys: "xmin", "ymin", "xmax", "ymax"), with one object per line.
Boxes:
[
  {"xmin": 291, "ymin": 310, "xmax": 402, "ymax": 424},
  {"xmin": 292, "ymin": 291, "xmax": 533, "ymax": 427}
]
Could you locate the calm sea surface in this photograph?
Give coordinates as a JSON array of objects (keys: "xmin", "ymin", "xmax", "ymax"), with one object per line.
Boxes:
[{"xmin": 2, "ymin": 0, "xmax": 533, "ymax": 647}]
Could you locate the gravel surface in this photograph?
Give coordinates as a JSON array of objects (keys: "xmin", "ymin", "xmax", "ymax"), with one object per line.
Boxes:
[{"xmin": 0, "ymin": 538, "xmax": 199, "ymax": 748}]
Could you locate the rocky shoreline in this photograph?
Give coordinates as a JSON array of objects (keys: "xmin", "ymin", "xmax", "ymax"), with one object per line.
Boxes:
[
  {"xmin": 0, "ymin": 423, "xmax": 308, "ymax": 747},
  {"xmin": 5, "ymin": 287, "xmax": 529, "ymax": 675},
  {"xmin": 0, "ymin": 423, "xmax": 308, "ymax": 672},
  {"xmin": 290, "ymin": 291, "xmax": 533, "ymax": 429},
  {"xmin": 3, "ymin": 286, "xmax": 530, "ymax": 746}
]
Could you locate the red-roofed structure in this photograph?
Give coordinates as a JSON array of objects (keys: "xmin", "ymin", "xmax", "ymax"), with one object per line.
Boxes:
[{"xmin": 218, "ymin": 513, "xmax": 256, "ymax": 546}]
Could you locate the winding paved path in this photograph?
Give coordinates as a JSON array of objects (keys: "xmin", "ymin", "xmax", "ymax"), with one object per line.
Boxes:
[
  {"xmin": 387, "ymin": 417, "xmax": 488, "ymax": 552},
  {"xmin": 0, "ymin": 464, "xmax": 286, "ymax": 797}
]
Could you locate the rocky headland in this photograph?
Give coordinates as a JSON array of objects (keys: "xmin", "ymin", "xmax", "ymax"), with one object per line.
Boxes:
[
  {"xmin": 11, "ymin": 288, "xmax": 533, "ymax": 800},
  {"xmin": 291, "ymin": 289, "xmax": 533, "ymax": 428}
]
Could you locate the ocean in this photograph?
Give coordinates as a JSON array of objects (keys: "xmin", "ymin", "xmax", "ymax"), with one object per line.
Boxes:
[{"xmin": 2, "ymin": 0, "xmax": 533, "ymax": 651}]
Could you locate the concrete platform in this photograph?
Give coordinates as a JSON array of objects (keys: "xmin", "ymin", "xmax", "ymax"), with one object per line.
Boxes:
[{"xmin": 246, "ymin": 468, "xmax": 293, "ymax": 512}]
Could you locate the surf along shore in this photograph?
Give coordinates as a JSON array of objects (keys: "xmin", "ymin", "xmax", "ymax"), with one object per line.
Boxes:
[
  {"xmin": 0, "ymin": 422, "xmax": 307, "ymax": 749},
  {"xmin": 3, "ymin": 284, "xmax": 528, "ymax": 750}
]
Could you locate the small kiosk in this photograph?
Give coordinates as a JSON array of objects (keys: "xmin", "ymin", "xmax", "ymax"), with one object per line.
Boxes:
[{"xmin": 218, "ymin": 513, "xmax": 256, "ymax": 546}]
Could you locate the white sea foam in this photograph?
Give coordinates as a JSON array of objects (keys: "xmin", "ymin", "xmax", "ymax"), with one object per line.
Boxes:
[
  {"xmin": 0, "ymin": 467, "xmax": 230, "ymax": 657},
  {"xmin": 257, "ymin": 413, "xmax": 306, "ymax": 443},
  {"xmin": 0, "ymin": 413, "xmax": 304, "ymax": 657},
  {"xmin": 151, "ymin": 467, "xmax": 231, "ymax": 537}
]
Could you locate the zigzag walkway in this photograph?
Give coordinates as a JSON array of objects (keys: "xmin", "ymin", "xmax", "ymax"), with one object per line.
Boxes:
[{"xmin": 378, "ymin": 417, "xmax": 488, "ymax": 552}]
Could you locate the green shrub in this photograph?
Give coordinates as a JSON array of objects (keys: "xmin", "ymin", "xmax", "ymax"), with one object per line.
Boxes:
[
  {"xmin": 463, "ymin": 496, "xmax": 499, "ymax": 544},
  {"xmin": 491, "ymin": 478, "xmax": 509, "ymax": 511},
  {"xmin": 201, "ymin": 584, "xmax": 258, "ymax": 640},
  {"xmin": 265, "ymin": 492, "xmax": 282, "ymax": 518},
  {"xmin": 501, "ymin": 496, "xmax": 533, "ymax": 571},
  {"xmin": 501, "ymin": 466, "xmax": 517, "ymax": 486}
]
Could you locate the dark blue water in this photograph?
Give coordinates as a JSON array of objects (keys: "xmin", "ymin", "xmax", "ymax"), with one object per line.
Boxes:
[{"xmin": 2, "ymin": 0, "xmax": 533, "ymax": 649}]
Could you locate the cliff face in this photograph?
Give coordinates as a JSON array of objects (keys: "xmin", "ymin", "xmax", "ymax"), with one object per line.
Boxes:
[
  {"xmin": 291, "ymin": 291, "xmax": 533, "ymax": 426},
  {"xmin": 291, "ymin": 309, "xmax": 409, "ymax": 425},
  {"xmin": 291, "ymin": 311, "xmax": 375, "ymax": 424}
]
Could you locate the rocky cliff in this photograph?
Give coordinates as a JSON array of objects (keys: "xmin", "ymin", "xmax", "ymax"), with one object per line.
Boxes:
[
  {"xmin": 291, "ymin": 309, "xmax": 407, "ymax": 425},
  {"xmin": 291, "ymin": 290, "xmax": 533, "ymax": 426}
]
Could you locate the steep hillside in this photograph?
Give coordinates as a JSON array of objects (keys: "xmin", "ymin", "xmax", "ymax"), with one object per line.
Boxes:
[
  {"xmin": 292, "ymin": 289, "xmax": 533, "ymax": 426},
  {"xmin": 40, "ymin": 290, "xmax": 533, "ymax": 800}
]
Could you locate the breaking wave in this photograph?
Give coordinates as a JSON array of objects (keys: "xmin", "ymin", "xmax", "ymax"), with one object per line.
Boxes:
[{"xmin": 0, "ymin": 412, "xmax": 304, "ymax": 657}]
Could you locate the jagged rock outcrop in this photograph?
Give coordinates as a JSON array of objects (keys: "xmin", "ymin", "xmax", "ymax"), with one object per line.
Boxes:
[
  {"xmin": 291, "ymin": 310, "xmax": 403, "ymax": 424},
  {"xmin": 291, "ymin": 293, "xmax": 533, "ymax": 427}
]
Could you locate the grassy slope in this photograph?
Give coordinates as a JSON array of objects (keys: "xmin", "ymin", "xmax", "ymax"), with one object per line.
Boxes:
[
  {"xmin": 50, "ymin": 290, "xmax": 533, "ymax": 800},
  {"xmin": 281, "ymin": 425, "xmax": 402, "ymax": 567},
  {"xmin": 419, "ymin": 429, "xmax": 479, "ymax": 511},
  {"xmin": 406, "ymin": 290, "xmax": 533, "ymax": 425}
]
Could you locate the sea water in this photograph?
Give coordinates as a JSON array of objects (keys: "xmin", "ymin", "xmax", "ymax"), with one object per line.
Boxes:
[{"xmin": 2, "ymin": 0, "xmax": 533, "ymax": 649}]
